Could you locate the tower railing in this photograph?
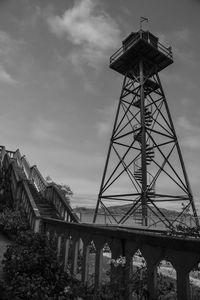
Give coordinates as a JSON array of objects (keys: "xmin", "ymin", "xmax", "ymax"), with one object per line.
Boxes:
[{"xmin": 110, "ymin": 30, "xmax": 173, "ymax": 65}]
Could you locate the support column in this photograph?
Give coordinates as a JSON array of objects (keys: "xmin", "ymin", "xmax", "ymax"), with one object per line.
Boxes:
[
  {"xmin": 124, "ymin": 256, "xmax": 133, "ymax": 300},
  {"xmin": 110, "ymin": 253, "xmax": 116, "ymax": 285},
  {"xmin": 146, "ymin": 264, "xmax": 157, "ymax": 300},
  {"xmin": 64, "ymin": 238, "xmax": 70, "ymax": 272},
  {"xmin": 94, "ymin": 247, "xmax": 103, "ymax": 289},
  {"xmin": 82, "ymin": 243, "xmax": 90, "ymax": 284},
  {"xmin": 177, "ymin": 270, "xmax": 190, "ymax": 300},
  {"xmin": 57, "ymin": 235, "xmax": 62, "ymax": 261},
  {"xmin": 139, "ymin": 59, "xmax": 148, "ymax": 226},
  {"xmin": 34, "ymin": 218, "xmax": 40, "ymax": 233},
  {"xmin": 64, "ymin": 211, "xmax": 68, "ymax": 221},
  {"xmin": 71, "ymin": 239, "xmax": 79, "ymax": 276}
]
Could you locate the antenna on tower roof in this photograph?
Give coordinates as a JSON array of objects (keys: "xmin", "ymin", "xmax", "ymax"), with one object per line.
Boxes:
[{"xmin": 140, "ymin": 17, "xmax": 149, "ymax": 30}]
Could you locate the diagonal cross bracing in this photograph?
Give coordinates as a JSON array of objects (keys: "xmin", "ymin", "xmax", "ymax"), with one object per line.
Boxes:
[{"xmin": 94, "ymin": 30, "xmax": 199, "ymax": 229}]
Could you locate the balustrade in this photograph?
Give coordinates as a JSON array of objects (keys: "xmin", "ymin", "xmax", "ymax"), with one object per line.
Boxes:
[
  {"xmin": 41, "ymin": 218, "xmax": 200, "ymax": 300},
  {"xmin": 13, "ymin": 149, "xmax": 23, "ymax": 168},
  {"xmin": 0, "ymin": 146, "xmax": 6, "ymax": 166},
  {"xmin": 19, "ymin": 181, "xmax": 41, "ymax": 232},
  {"xmin": 21, "ymin": 155, "xmax": 31, "ymax": 179},
  {"xmin": 29, "ymin": 165, "xmax": 47, "ymax": 191},
  {"xmin": 3, "ymin": 152, "xmax": 41, "ymax": 233},
  {"xmin": 44, "ymin": 185, "xmax": 79, "ymax": 223}
]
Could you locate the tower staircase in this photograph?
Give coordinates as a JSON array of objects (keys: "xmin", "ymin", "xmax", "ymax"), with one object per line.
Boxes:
[
  {"xmin": 27, "ymin": 182, "xmax": 59, "ymax": 219},
  {"xmin": 132, "ymin": 98, "xmax": 155, "ymax": 224}
]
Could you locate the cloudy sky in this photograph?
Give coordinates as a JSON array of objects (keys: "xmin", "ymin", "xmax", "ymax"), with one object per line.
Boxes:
[{"xmin": 0, "ymin": 0, "xmax": 200, "ymax": 209}]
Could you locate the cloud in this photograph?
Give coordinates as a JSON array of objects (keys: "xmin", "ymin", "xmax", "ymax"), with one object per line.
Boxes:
[
  {"xmin": 158, "ymin": 28, "xmax": 195, "ymax": 66},
  {"xmin": 30, "ymin": 116, "xmax": 66, "ymax": 145},
  {"xmin": 0, "ymin": 30, "xmax": 21, "ymax": 84},
  {"xmin": 47, "ymin": 0, "xmax": 121, "ymax": 68},
  {"xmin": 174, "ymin": 47, "xmax": 195, "ymax": 66},
  {"xmin": 181, "ymin": 137, "xmax": 200, "ymax": 150},
  {"xmin": 171, "ymin": 29, "xmax": 195, "ymax": 65},
  {"xmin": 96, "ymin": 102, "xmax": 116, "ymax": 137},
  {"xmin": 177, "ymin": 116, "xmax": 199, "ymax": 132},
  {"xmin": 177, "ymin": 116, "xmax": 200, "ymax": 149},
  {"xmin": 0, "ymin": 65, "xmax": 17, "ymax": 84},
  {"xmin": 172, "ymin": 28, "xmax": 191, "ymax": 43},
  {"xmin": 160, "ymin": 73, "xmax": 196, "ymax": 90},
  {"xmin": 72, "ymin": 193, "xmax": 97, "ymax": 208}
]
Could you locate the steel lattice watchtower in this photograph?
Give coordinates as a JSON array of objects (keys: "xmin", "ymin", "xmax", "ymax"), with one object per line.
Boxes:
[{"xmin": 93, "ymin": 30, "xmax": 199, "ymax": 229}]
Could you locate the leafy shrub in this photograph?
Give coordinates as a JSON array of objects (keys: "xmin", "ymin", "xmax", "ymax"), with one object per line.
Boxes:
[
  {"xmin": 0, "ymin": 208, "xmax": 29, "ymax": 235},
  {"xmin": 2, "ymin": 231, "xmax": 86, "ymax": 299},
  {"xmin": 0, "ymin": 194, "xmax": 12, "ymax": 212}
]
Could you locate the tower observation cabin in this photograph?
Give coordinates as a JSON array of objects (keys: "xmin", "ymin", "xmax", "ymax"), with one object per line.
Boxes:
[
  {"xmin": 94, "ymin": 29, "xmax": 199, "ymax": 229},
  {"xmin": 110, "ymin": 30, "xmax": 173, "ymax": 76}
]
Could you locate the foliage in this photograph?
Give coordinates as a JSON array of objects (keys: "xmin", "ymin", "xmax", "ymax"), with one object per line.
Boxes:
[
  {"xmin": 0, "ymin": 177, "xmax": 13, "ymax": 212},
  {"xmin": 167, "ymin": 224, "xmax": 200, "ymax": 238},
  {"xmin": 2, "ymin": 230, "xmax": 87, "ymax": 300},
  {"xmin": 2, "ymin": 204, "xmax": 200, "ymax": 299},
  {"xmin": 1, "ymin": 225, "xmax": 199, "ymax": 300},
  {"xmin": 46, "ymin": 176, "xmax": 73, "ymax": 204},
  {"xmin": 0, "ymin": 208, "xmax": 29, "ymax": 235},
  {"xmin": 157, "ymin": 273, "xmax": 176, "ymax": 299},
  {"xmin": 0, "ymin": 194, "xmax": 12, "ymax": 212}
]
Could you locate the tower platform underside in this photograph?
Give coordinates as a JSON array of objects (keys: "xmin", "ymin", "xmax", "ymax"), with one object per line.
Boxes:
[{"xmin": 110, "ymin": 39, "xmax": 173, "ymax": 76}]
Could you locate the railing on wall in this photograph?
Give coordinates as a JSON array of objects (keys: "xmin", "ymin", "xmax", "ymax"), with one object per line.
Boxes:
[
  {"xmin": 19, "ymin": 180, "xmax": 41, "ymax": 232},
  {"xmin": 3, "ymin": 153, "xmax": 41, "ymax": 232},
  {"xmin": 13, "ymin": 149, "xmax": 47, "ymax": 192},
  {"xmin": 13, "ymin": 149, "xmax": 23, "ymax": 168},
  {"xmin": 44, "ymin": 185, "xmax": 79, "ymax": 223},
  {"xmin": 30, "ymin": 165, "xmax": 47, "ymax": 192},
  {"xmin": 0, "ymin": 146, "xmax": 6, "ymax": 166},
  {"xmin": 21, "ymin": 155, "xmax": 32, "ymax": 179}
]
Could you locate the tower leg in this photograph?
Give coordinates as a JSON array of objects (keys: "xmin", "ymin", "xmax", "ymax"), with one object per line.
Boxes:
[
  {"xmin": 94, "ymin": 61, "xmax": 199, "ymax": 229},
  {"xmin": 139, "ymin": 59, "xmax": 148, "ymax": 226}
]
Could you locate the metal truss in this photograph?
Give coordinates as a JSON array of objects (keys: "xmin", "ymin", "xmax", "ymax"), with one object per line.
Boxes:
[{"xmin": 93, "ymin": 58, "xmax": 199, "ymax": 229}]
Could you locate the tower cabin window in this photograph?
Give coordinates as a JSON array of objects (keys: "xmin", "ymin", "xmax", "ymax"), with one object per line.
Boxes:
[{"xmin": 122, "ymin": 31, "xmax": 158, "ymax": 52}]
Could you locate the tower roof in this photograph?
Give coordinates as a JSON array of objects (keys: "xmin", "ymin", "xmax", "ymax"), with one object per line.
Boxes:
[{"xmin": 110, "ymin": 30, "xmax": 173, "ymax": 76}]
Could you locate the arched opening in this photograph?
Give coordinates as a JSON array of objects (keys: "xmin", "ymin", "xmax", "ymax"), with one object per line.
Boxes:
[
  {"xmin": 189, "ymin": 262, "xmax": 200, "ymax": 299},
  {"xmin": 157, "ymin": 259, "xmax": 177, "ymax": 299},
  {"xmin": 87, "ymin": 241, "xmax": 96, "ymax": 286},
  {"xmin": 55, "ymin": 233, "xmax": 68, "ymax": 264},
  {"xmin": 130, "ymin": 249, "xmax": 147, "ymax": 299},
  {"xmin": 101, "ymin": 243, "xmax": 127, "ymax": 299},
  {"xmin": 102, "ymin": 242, "xmax": 112, "ymax": 284},
  {"xmin": 69, "ymin": 237, "xmax": 80, "ymax": 277},
  {"xmin": 64, "ymin": 235, "xmax": 73, "ymax": 273},
  {"xmin": 76, "ymin": 237, "xmax": 83, "ymax": 280}
]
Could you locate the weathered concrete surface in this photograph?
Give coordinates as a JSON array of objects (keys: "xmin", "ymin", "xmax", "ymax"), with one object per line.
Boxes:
[{"xmin": 0, "ymin": 232, "xmax": 10, "ymax": 281}]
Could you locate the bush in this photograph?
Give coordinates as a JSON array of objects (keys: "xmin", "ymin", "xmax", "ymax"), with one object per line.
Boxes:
[
  {"xmin": 0, "ymin": 208, "xmax": 29, "ymax": 235},
  {"xmin": 2, "ymin": 231, "xmax": 86, "ymax": 299},
  {"xmin": 0, "ymin": 194, "xmax": 12, "ymax": 212}
]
